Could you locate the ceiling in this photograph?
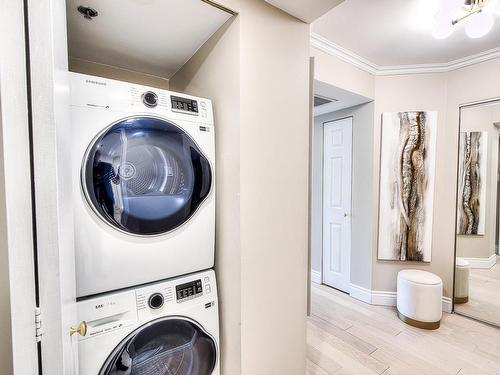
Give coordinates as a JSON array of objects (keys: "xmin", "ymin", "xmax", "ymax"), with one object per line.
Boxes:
[
  {"xmin": 312, "ymin": 0, "xmax": 500, "ymax": 67},
  {"xmin": 264, "ymin": 0, "xmax": 344, "ymax": 23},
  {"xmin": 66, "ymin": 0, "xmax": 233, "ymax": 78}
]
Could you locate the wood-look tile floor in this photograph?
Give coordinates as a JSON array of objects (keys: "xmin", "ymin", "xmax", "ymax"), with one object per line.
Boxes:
[
  {"xmin": 307, "ymin": 283, "xmax": 500, "ymax": 375},
  {"xmin": 455, "ymin": 256, "xmax": 500, "ymax": 327}
]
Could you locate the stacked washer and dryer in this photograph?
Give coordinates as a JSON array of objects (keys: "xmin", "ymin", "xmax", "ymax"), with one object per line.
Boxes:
[{"xmin": 70, "ymin": 72, "xmax": 219, "ymax": 375}]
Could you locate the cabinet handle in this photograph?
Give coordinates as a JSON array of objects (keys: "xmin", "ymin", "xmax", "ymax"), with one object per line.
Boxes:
[{"xmin": 69, "ymin": 321, "xmax": 87, "ymax": 337}]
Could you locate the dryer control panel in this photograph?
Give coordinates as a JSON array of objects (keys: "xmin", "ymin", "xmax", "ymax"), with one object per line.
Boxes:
[{"xmin": 69, "ymin": 72, "xmax": 214, "ymax": 124}]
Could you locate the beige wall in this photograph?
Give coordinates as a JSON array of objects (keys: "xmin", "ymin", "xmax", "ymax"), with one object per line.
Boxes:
[
  {"xmin": 236, "ymin": 2, "xmax": 309, "ymax": 374},
  {"xmin": 170, "ymin": 17, "xmax": 242, "ymax": 375},
  {"xmin": 311, "ymin": 46, "xmax": 374, "ymax": 100},
  {"xmin": 456, "ymin": 103, "xmax": 500, "ymax": 259},
  {"xmin": 372, "ymin": 63, "xmax": 500, "ymax": 297},
  {"xmin": 69, "ymin": 57, "xmax": 170, "ymax": 89},
  {"xmin": 314, "ymin": 49, "xmax": 500, "ymax": 299},
  {"xmin": 372, "ymin": 73, "xmax": 450, "ymax": 293},
  {"xmin": 173, "ymin": 1, "xmax": 310, "ymax": 374}
]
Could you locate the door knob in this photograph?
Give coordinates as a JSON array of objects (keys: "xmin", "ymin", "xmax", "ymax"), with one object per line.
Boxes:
[
  {"xmin": 344, "ymin": 212, "xmax": 349, "ymax": 217},
  {"xmin": 69, "ymin": 321, "xmax": 87, "ymax": 337}
]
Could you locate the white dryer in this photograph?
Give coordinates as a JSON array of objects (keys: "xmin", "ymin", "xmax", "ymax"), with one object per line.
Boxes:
[
  {"xmin": 70, "ymin": 73, "xmax": 215, "ymax": 297},
  {"xmin": 77, "ymin": 269, "xmax": 219, "ymax": 375}
]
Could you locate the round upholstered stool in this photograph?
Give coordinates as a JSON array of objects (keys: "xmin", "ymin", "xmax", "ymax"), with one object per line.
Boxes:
[
  {"xmin": 397, "ymin": 270, "xmax": 442, "ymax": 330},
  {"xmin": 454, "ymin": 257, "xmax": 470, "ymax": 304}
]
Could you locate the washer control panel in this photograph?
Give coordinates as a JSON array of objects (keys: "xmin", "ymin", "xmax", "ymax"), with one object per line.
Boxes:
[
  {"xmin": 176, "ymin": 279, "xmax": 203, "ymax": 302},
  {"xmin": 76, "ymin": 270, "xmax": 216, "ymax": 341}
]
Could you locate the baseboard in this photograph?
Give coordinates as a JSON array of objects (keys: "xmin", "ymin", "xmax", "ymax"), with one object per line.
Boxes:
[
  {"xmin": 442, "ymin": 296, "xmax": 452, "ymax": 313},
  {"xmin": 462, "ymin": 254, "xmax": 497, "ymax": 269},
  {"xmin": 311, "ymin": 269, "xmax": 322, "ymax": 284},
  {"xmin": 350, "ymin": 283, "xmax": 451, "ymax": 313},
  {"xmin": 349, "ymin": 283, "xmax": 372, "ymax": 304},
  {"xmin": 371, "ymin": 290, "xmax": 397, "ymax": 306}
]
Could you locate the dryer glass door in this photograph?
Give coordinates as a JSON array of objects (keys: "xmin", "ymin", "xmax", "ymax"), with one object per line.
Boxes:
[
  {"xmin": 82, "ymin": 116, "xmax": 212, "ymax": 236},
  {"xmin": 99, "ymin": 317, "xmax": 217, "ymax": 375}
]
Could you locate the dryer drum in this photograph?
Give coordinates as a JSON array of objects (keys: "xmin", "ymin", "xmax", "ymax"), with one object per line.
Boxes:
[
  {"xmin": 82, "ymin": 116, "xmax": 212, "ymax": 236},
  {"xmin": 99, "ymin": 318, "xmax": 217, "ymax": 375}
]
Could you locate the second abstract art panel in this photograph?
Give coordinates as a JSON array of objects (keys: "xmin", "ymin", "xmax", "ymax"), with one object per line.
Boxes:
[
  {"xmin": 457, "ymin": 131, "xmax": 488, "ymax": 236},
  {"xmin": 378, "ymin": 111, "xmax": 437, "ymax": 262}
]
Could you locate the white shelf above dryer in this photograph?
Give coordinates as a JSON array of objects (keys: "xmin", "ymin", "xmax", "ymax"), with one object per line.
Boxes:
[{"xmin": 66, "ymin": 0, "xmax": 234, "ymax": 78}]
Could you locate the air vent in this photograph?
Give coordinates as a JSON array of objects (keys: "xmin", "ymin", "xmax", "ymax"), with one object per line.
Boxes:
[{"xmin": 314, "ymin": 95, "xmax": 338, "ymax": 107}]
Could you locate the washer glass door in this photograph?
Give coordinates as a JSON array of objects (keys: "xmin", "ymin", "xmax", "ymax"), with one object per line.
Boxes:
[
  {"xmin": 99, "ymin": 318, "xmax": 217, "ymax": 375},
  {"xmin": 83, "ymin": 116, "xmax": 212, "ymax": 236}
]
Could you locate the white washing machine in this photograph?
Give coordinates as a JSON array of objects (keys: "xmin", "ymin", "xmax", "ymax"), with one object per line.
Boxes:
[
  {"xmin": 77, "ymin": 269, "xmax": 219, "ymax": 375},
  {"xmin": 70, "ymin": 73, "xmax": 215, "ymax": 297}
]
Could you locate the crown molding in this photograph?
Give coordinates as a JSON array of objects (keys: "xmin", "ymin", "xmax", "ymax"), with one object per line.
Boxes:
[{"xmin": 311, "ymin": 32, "xmax": 500, "ymax": 76}]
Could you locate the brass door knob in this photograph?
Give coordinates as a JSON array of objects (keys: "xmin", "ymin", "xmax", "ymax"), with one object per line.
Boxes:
[{"xmin": 69, "ymin": 321, "xmax": 87, "ymax": 337}]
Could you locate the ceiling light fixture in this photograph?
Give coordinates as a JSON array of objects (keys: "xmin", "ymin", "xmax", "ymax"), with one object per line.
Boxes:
[{"xmin": 432, "ymin": 0, "xmax": 499, "ymax": 39}]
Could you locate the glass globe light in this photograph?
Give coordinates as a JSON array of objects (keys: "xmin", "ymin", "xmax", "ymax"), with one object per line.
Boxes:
[{"xmin": 465, "ymin": 12, "xmax": 494, "ymax": 38}]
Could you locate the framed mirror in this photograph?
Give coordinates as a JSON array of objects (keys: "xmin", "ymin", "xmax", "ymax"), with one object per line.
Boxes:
[{"xmin": 454, "ymin": 99, "xmax": 500, "ymax": 326}]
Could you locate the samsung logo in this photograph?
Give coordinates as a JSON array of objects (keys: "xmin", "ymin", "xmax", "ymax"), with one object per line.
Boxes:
[
  {"xmin": 95, "ymin": 304, "xmax": 104, "ymax": 309},
  {"xmin": 86, "ymin": 79, "xmax": 106, "ymax": 86}
]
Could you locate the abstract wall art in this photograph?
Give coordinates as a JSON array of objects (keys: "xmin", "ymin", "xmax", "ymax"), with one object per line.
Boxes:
[
  {"xmin": 378, "ymin": 111, "xmax": 437, "ymax": 262},
  {"xmin": 457, "ymin": 131, "xmax": 488, "ymax": 235}
]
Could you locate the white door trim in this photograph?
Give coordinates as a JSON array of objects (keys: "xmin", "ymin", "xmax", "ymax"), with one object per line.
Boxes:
[
  {"xmin": 321, "ymin": 117, "xmax": 352, "ymax": 293},
  {"xmin": 0, "ymin": 2, "xmax": 38, "ymax": 373},
  {"xmin": 27, "ymin": 0, "xmax": 78, "ymax": 373}
]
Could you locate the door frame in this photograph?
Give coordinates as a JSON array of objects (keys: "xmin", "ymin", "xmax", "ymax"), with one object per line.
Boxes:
[
  {"xmin": 0, "ymin": 1, "xmax": 39, "ymax": 373},
  {"xmin": 320, "ymin": 116, "xmax": 353, "ymax": 293},
  {"xmin": 26, "ymin": 0, "xmax": 78, "ymax": 373}
]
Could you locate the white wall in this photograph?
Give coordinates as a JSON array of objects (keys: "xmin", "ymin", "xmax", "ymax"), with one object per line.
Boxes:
[
  {"xmin": 172, "ymin": 1, "xmax": 310, "ymax": 374},
  {"xmin": 311, "ymin": 102, "xmax": 375, "ymax": 290}
]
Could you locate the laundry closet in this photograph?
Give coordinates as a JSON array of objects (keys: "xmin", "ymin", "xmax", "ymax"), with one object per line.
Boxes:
[
  {"xmin": 20, "ymin": 0, "xmax": 237, "ymax": 374},
  {"xmin": 2, "ymin": 0, "xmax": 310, "ymax": 374}
]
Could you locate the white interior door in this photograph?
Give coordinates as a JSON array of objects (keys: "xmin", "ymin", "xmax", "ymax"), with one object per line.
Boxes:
[{"xmin": 322, "ymin": 117, "xmax": 352, "ymax": 293}]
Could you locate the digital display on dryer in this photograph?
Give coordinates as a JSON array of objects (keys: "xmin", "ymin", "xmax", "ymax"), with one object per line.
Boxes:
[
  {"xmin": 171, "ymin": 95, "xmax": 199, "ymax": 114},
  {"xmin": 176, "ymin": 279, "xmax": 203, "ymax": 302}
]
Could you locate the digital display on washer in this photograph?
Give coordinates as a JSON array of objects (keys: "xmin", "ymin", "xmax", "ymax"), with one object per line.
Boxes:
[
  {"xmin": 176, "ymin": 279, "xmax": 203, "ymax": 302},
  {"xmin": 171, "ymin": 95, "xmax": 198, "ymax": 114}
]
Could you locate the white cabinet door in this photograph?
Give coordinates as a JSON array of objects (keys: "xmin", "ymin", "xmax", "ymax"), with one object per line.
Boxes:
[
  {"xmin": 26, "ymin": 0, "xmax": 79, "ymax": 373},
  {"xmin": 322, "ymin": 117, "xmax": 352, "ymax": 293}
]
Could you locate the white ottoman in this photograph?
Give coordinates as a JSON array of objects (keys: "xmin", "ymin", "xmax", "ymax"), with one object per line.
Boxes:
[
  {"xmin": 454, "ymin": 257, "xmax": 470, "ymax": 304},
  {"xmin": 397, "ymin": 270, "xmax": 442, "ymax": 330}
]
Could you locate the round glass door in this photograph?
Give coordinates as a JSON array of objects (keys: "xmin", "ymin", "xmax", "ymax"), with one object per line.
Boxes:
[
  {"xmin": 82, "ymin": 116, "xmax": 212, "ymax": 236},
  {"xmin": 99, "ymin": 317, "xmax": 217, "ymax": 375}
]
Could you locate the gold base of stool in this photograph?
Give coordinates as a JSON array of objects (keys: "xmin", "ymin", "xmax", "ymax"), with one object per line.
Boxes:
[
  {"xmin": 454, "ymin": 296, "xmax": 469, "ymax": 304},
  {"xmin": 397, "ymin": 310, "xmax": 440, "ymax": 330}
]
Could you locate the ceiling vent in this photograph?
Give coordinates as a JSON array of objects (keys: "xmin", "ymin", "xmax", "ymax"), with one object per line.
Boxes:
[{"xmin": 314, "ymin": 95, "xmax": 338, "ymax": 107}]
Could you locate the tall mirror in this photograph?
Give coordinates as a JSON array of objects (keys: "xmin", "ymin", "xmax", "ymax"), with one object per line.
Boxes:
[{"xmin": 454, "ymin": 99, "xmax": 500, "ymax": 325}]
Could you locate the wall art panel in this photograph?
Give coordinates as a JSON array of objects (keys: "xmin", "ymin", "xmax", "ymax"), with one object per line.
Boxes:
[
  {"xmin": 378, "ymin": 111, "xmax": 437, "ymax": 262},
  {"xmin": 457, "ymin": 131, "xmax": 487, "ymax": 235}
]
